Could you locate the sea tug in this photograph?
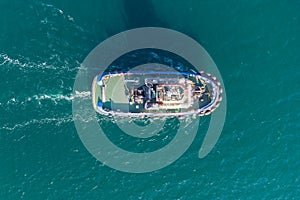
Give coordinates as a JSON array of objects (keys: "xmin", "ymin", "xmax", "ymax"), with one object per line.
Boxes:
[{"xmin": 92, "ymin": 70, "xmax": 222, "ymax": 117}]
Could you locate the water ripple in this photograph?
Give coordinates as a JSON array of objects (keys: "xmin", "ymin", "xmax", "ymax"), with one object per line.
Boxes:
[
  {"xmin": 1, "ymin": 116, "xmax": 74, "ymax": 131},
  {"xmin": 2, "ymin": 91, "xmax": 90, "ymax": 109},
  {"xmin": 0, "ymin": 53, "xmax": 80, "ymax": 72}
]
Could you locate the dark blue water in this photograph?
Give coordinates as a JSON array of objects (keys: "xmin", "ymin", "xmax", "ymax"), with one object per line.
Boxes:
[{"xmin": 1, "ymin": 0, "xmax": 300, "ymax": 199}]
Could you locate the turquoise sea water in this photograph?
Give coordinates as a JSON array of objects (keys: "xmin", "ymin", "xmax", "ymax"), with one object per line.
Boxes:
[{"xmin": 1, "ymin": 0, "xmax": 300, "ymax": 199}]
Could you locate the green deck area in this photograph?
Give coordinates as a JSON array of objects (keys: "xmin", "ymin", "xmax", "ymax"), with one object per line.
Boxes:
[
  {"xmin": 95, "ymin": 75, "xmax": 131, "ymax": 112},
  {"xmin": 106, "ymin": 76, "xmax": 128, "ymax": 104}
]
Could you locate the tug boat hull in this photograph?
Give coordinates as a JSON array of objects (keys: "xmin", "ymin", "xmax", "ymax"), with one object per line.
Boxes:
[{"xmin": 92, "ymin": 71, "xmax": 222, "ymax": 117}]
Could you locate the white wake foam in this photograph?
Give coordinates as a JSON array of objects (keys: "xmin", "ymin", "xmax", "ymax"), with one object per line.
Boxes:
[
  {"xmin": 32, "ymin": 91, "xmax": 91, "ymax": 102},
  {"xmin": 0, "ymin": 53, "xmax": 80, "ymax": 72},
  {"xmin": 4, "ymin": 91, "xmax": 91, "ymax": 106},
  {"xmin": 1, "ymin": 116, "xmax": 74, "ymax": 131}
]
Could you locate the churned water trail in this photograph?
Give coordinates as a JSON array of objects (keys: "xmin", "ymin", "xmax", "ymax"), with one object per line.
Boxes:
[
  {"xmin": 1, "ymin": 91, "xmax": 91, "ymax": 110},
  {"xmin": 0, "ymin": 53, "xmax": 80, "ymax": 72},
  {"xmin": 1, "ymin": 116, "xmax": 74, "ymax": 132}
]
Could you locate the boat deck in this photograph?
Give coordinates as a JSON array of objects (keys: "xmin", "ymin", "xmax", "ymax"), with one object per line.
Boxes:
[{"xmin": 92, "ymin": 71, "xmax": 220, "ymax": 117}]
